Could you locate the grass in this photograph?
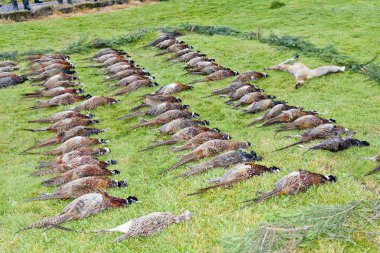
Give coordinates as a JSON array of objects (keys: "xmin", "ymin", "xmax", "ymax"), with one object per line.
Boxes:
[{"xmin": 0, "ymin": 0, "xmax": 379, "ymax": 252}]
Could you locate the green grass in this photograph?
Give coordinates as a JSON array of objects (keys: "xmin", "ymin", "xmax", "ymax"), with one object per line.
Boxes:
[{"xmin": 0, "ymin": 0, "xmax": 379, "ymax": 252}]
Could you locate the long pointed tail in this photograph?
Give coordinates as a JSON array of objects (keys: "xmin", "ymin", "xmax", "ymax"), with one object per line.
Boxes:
[
  {"xmin": 30, "ymin": 168, "xmax": 57, "ymax": 177},
  {"xmin": 187, "ymin": 181, "xmax": 236, "ymax": 196},
  {"xmin": 27, "ymin": 118, "xmax": 50, "ymax": 123},
  {"xmin": 22, "ymin": 127, "xmax": 49, "ymax": 132},
  {"xmin": 169, "ymin": 144, "xmax": 191, "ymax": 153},
  {"xmin": 30, "ymin": 102, "xmax": 49, "ymax": 110},
  {"xmin": 128, "ymin": 121, "xmax": 156, "ymax": 130},
  {"xmin": 240, "ymin": 190, "xmax": 279, "ymax": 208},
  {"xmin": 18, "ymin": 213, "xmax": 70, "ymax": 232},
  {"xmin": 42, "ymin": 176, "xmax": 67, "ymax": 186},
  {"xmin": 83, "ymin": 65, "xmax": 102, "ymax": 68},
  {"xmin": 42, "ymin": 149, "xmax": 61, "ymax": 156},
  {"xmin": 20, "ymin": 137, "xmax": 59, "ymax": 154},
  {"xmin": 187, "ymin": 79, "xmax": 202, "ymax": 85},
  {"xmin": 22, "ymin": 91, "xmax": 43, "ymax": 97},
  {"xmin": 365, "ymin": 164, "xmax": 380, "ymax": 176},
  {"xmin": 25, "ymin": 192, "xmax": 60, "ymax": 202},
  {"xmin": 140, "ymin": 139, "xmax": 177, "ymax": 151},
  {"xmin": 117, "ymin": 111, "xmax": 145, "ymax": 120},
  {"xmin": 36, "ymin": 161, "xmax": 57, "ymax": 169},
  {"xmin": 131, "ymin": 103, "xmax": 149, "ymax": 111},
  {"xmin": 274, "ymin": 140, "xmax": 305, "ymax": 152},
  {"xmin": 160, "ymin": 153, "xmax": 198, "ymax": 174},
  {"xmin": 175, "ymin": 164, "xmax": 211, "ymax": 178}
]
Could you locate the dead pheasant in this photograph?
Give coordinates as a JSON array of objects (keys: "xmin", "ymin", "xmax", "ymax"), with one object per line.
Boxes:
[
  {"xmin": 185, "ymin": 57, "xmax": 215, "ymax": 69},
  {"xmin": 188, "ymin": 69, "xmax": 239, "ymax": 85},
  {"xmin": 105, "ymin": 69, "xmax": 150, "ymax": 81},
  {"xmin": 275, "ymin": 115, "xmax": 335, "ymax": 134},
  {"xmin": 177, "ymin": 150, "xmax": 262, "ymax": 178},
  {"xmin": 29, "ymin": 69, "xmax": 75, "ymax": 82},
  {"xmin": 246, "ymin": 104, "xmax": 290, "ymax": 127},
  {"xmin": 227, "ymin": 90, "xmax": 274, "ymax": 106},
  {"xmin": 206, "ymin": 81, "xmax": 251, "ymax": 97},
  {"xmin": 170, "ymin": 131, "xmax": 231, "ymax": 152},
  {"xmin": 41, "ymin": 165, "xmax": 120, "ymax": 186},
  {"xmin": 128, "ymin": 110, "xmax": 198, "ymax": 130},
  {"xmin": 30, "ymin": 94, "xmax": 91, "ymax": 109},
  {"xmin": 28, "ymin": 111, "xmax": 93, "ymax": 123},
  {"xmin": 147, "ymin": 32, "xmax": 181, "ymax": 47},
  {"xmin": 38, "ymin": 73, "xmax": 77, "ymax": 87},
  {"xmin": 233, "ymin": 71, "xmax": 269, "ymax": 82},
  {"xmin": 153, "ymin": 83, "xmax": 193, "ymax": 95},
  {"xmin": 188, "ymin": 163, "xmax": 280, "ymax": 195},
  {"xmin": 241, "ymin": 170, "xmax": 337, "ymax": 207},
  {"xmin": 0, "ymin": 73, "xmax": 27, "ymax": 88},
  {"xmin": 110, "ymin": 75, "xmax": 153, "ymax": 87},
  {"xmin": 159, "ymin": 119, "xmax": 209, "ymax": 135},
  {"xmin": 118, "ymin": 103, "xmax": 188, "ymax": 120},
  {"xmin": 163, "ymin": 140, "xmax": 251, "ymax": 174},
  {"xmin": 42, "ymin": 80, "xmax": 81, "ymax": 90},
  {"xmin": 243, "ymin": 99, "xmax": 282, "ymax": 114},
  {"xmin": 24, "ymin": 117, "xmax": 99, "ymax": 133},
  {"xmin": 97, "ymin": 210, "xmax": 191, "ymax": 242},
  {"xmin": 19, "ymin": 192, "xmax": 138, "ymax": 231},
  {"xmin": 306, "ymin": 137, "xmax": 369, "ymax": 152},
  {"xmin": 131, "ymin": 95, "xmax": 181, "ymax": 112},
  {"xmin": 74, "ymin": 96, "xmax": 120, "ymax": 111},
  {"xmin": 140, "ymin": 126, "xmax": 214, "ymax": 151},
  {"xmin": 22, "ymin": 88, "xmax": 84, "ymax": 98},
  {"xmin": 39, "ymin": 147, "xmax": 110, "ymax": 169},
  {"xmin": 21, "ymin": 126, "xmax": 105, "ymax": 154},
  {"xmin": 275, "ymin": 124, "xmax": 352, "ymax": 151},
  {"xmin": 156, "ymin": 38, "xmax": 176, "ymax": 49},
  {"xmin": 26, "ymin": 177, "xmax": 127, "ymax": 201},
  {"xmin": 32, "ymin": 157, "xmax": 116, "ymax": 176},
  {"xmin": 113, "ymin": 81, "xmax": 159, "ymax": 96},
  {"xmin": 43, "ymin": 137, "xmax": 108, "ymax": 156},
  {"xmin": 261, "ymin": 108, "xmax": 316, "ymax": 126}
]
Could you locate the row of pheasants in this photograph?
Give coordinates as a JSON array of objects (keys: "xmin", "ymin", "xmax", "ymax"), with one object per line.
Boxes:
[
  {"xmin": 0, "ymin": 60, "xmax": 27, "ymax": 88},
  {"xmin": 13, "ymin": 53, "xmax": 191, "ymax": 241},
  {"xmin": 148, "ymin": 33, "xmax": 377, "ymax": 158}
]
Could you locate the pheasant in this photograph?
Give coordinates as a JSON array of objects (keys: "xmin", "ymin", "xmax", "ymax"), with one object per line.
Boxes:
[
  {"xmin": 153, "ymin": 83, "xmax": 193, "ymax": 95},
  {"xmin": 38, "ymin": 73, "xmax": 77, "ymax": 87},
  {"xmin": 226, "ymin": 89, "xmax": 273, "ymax": 105},
  {"xmin": 41, "ymin": 165, "xmax": 120, "ymax": 186},
  {"xmin": 28, "ymin": 111, "xmax": 94, "ymax": 124},
  {"xmin": 275, "ymin": 124, "xmax": 352, "ymax": 151},
  {"xmin": 159, "ymin": 119, "xmax": 209, "ymax": 135},
  {"xmin": 97, "ymin": 210, "xmax": 191, "ymax": 242},
  {"xmin": 177, "ymin": 150, "xmax": 262, "ymax": 178},
  {"xmin": 261, "ymin": 108, "xmax": 316, "ymax": 126},
  {"xmin": 0, "ymin": 60, "xmax": 18, "ymax": 67},
  {"xmin": 206, "ymin": 81, "xmax": 252, "ymax": 97},
  {"xmin": 105, "ymin": 69, "xmax": 150, "ymax": 81},
  {"xmin": 186, "ymin": 60, "xmax": 216, "ymax": 71},
  {"xmin": 140, "ymin": 126, "xmax": 214, "ymax": 151},
  {"xmin": 118, "ymin": 103, "xmax": 189, "ymax": 120},
  {"xmin": 170, "ymin": 131, "xmax": 231, "ymax": 152},
  {"xmin": 188, "ymin": 163, "xmax": 280, "ymax": 195},
  {"xmin": 233, "ymin": 71, "xmax": 269, "ymax": 82},
  {"xmin": 241, "ymin": 170, "xmax": 337, "ymax": 207},
  {"xmin": 42, "ymin": 137, "xmax": 108, "ymax": 156},
  {"xmin": 147, "ymin": 32, "xmax": 181, "ymax": 47},
  {"xmin": 24, "ymin": 117, "xmax": 99, "ymax": 133},
  {"xmin": 243, "ymin": 99, "xmax": 283, "ymax": 114},
  {"xmin": 24, "ymin": 54, "xmax": 69, "ymax": 62},
  {"xmin": 42, "ymin": 80, "xmax": 81, "ymax": 90},
  {"xmin": 22, "ymin": 88, "xmax": 84, "ymax": 98},
  {"xmin": 19, "ymin": 192, "xmax": 138, "ymax": 231},
  {"xmin": 39, "ymin": 147, "xmax": 111, "ymax": 169},
  {"xmin": 0, "ymin": 73, "xmax": 27, "ymax": 88},
  {"xmin": 156, "ymin": 38, "xmax": 176, "ymax": 49},
  {"xmin": 246, "ymin": 104, "xmax": 295, "ymax": 127},
  {"xmin": 173, "ymin": 51, "xmax": 205, "ymax": 63},
  {"xmin": 29, "ymin": 69, "xmax": 76, "ymax": 82},
  {"xmin": 30, "ymin": 93, "xmax": 91, "ymax": 109},
  {"xmin": 186, "ymin": 64, "xmax": 226, "ymax": 75},
  {"xmin": 32, "ymin": 157, "xmax": 116, "ymax": 176},
  {"xmin": 164, "ymin": 140, "xmax": 251, "ymax": 173},
  {"xmin": 306, "ymin": 137, "xmax": 369, "ymax": 152},
  {"xmin": 131, "ymin": 95, "xmax": 181, "ymax": 112},
  {"xmin": 21, "ymin": 126, "xmax": 105, "ymax": 154},
  {"xmin": 110, "ymin": 75, "xmax": 152, "ymax": 87},
  {"xmin": 128, "ymin": 110, "xmax": 199, "ymax": 130},
  {"xmin": 275, "ymin": 115, "xmax": 335, "ymax": 133},
  {"xmin": 26, "ymin": 177, "xmax": 127, "ymax": 201},
  {"xmin": 89, "ymin": 48, "xmax": 127, "ymax": 60},
  {"xmin": 185, "ymin": 57, "xmax": 215, "ymax": 69},
  {"xmin": 188, "ymin": 69, "xmax": 239, "ymax": 84},
  {"xmin": 113, "ymin": 81, "xmax": 159, "ymax": 96},
  {"xmin": 264, "ymin": 55, "xmax": 345, "ymax": 89},
  {"xmin": 226, "ymin": 85, "xmax": 265, "ymax": 101},
  {"xmin": 0, "ymin": 66, "xmax": 19, "ymax": 72},
  {"xmin": 155, "ymin": 42, "xmax": 191, "ymax": 56},
  {"xmin": 105, "ymin": 61, "xmax": 136, "ymax": 75},
  {"xmin": 166, "ymin": 48, "xmax": 195, "ymax": 61},
  {"xmin": 74, "ymin": 96, "xmax": 120, "ymax": 111}
]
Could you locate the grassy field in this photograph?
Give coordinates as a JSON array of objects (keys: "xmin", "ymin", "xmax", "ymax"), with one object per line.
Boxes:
[{"xmin": 0, "ymin": 0, "xmax": 379, "ymax": 252}]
